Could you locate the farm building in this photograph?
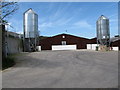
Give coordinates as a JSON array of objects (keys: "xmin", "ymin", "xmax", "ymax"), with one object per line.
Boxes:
[
  {"xmin": 39, "ymin": 33, "xmax": 119, "ymax": 51},
  {"xmin": 110, "ymin": 36, "xmax": 120, "ymax": 51},
  {"xmin": 39, "ymin": 33, "xmax": 91, "ymax": 50},
  {"xmin": 87, "ymin": 36, "xmax": 120, "ymax": 51}
]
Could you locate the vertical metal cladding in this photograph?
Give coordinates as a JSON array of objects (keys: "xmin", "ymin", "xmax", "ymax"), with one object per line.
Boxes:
[
  {"xmin": 23, "ymin": 8, "xmax": 39, "ymax": 52},
  {"xmin": 96, "ymin": 15, "xmax": 110, "ymax": 45},
  {"xmin": 24, "ymin": 8, "xmax": 38, "ymax": 38}
]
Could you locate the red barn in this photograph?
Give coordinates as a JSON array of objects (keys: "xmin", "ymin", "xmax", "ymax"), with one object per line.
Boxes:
[{"xmin": 39, "ymin": 33, "xmax": 91, "ymax": 50}]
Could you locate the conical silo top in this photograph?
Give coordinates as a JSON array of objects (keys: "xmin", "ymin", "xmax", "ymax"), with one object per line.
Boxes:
[
  {"xmin": 97, "ymin": 15, "xmax": 109, "ymax": 21},
  {"xmin": 24, "ymin": 8, "xmax": 36, "ymax": 14}
]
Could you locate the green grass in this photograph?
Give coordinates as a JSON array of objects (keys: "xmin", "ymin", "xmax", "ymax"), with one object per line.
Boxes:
[
  {"xmin": 2, "ymin": 55, "xmax": 15, "ymax": 70},
  {"xmin": 2, "ymin": 53, "xmax": 27, "ymax": 70}
]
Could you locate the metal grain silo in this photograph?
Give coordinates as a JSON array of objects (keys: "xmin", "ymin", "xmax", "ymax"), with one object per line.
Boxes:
[
  {"xmin": 96, "ymin": 15, "xmax": 110, "ymax": 47},
  {"xmin": 23, "ymin": 8, "xmax": 39, "ymax": 52},
  {"xmin": 24, "ymin": 8, "xmax": 38, "ymax": 38}
]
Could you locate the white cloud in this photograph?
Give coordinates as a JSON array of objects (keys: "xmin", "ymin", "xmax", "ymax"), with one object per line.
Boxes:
[
  {"xmin": 40, "ymin": 22, "xmax": 53, "ymax": 28},
  {"xmin": 109, "ymin": 14, "xmax": 117, "ymax": 18},
  {"xmin": 55, "ymin": 17, "xmax": 73, "ymax": 25},
  {"xmin": 109, "ymin": 14, "xmax": 118, "ymax": 23},
  {"xmin": 16, "ymin": 31, "xmax": 23, "ymax": 34},
  {"xmin": 110, "ymin": 19, "xmax": 118, "ymax": 22},
  {"xmin": 73, "ymin": 20, "xmax": 93, "ymax": 29},
  {"xmin": 39, "ymin": 17, "xmax": 73, "ymax": 29},
  {"xmin": 8, "ymin": 18, "xmax": 23, "ymax": 34}
]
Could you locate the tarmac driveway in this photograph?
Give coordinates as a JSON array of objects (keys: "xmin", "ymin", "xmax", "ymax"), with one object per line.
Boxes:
[{"xmin": 2, "ymin": 50, "xmax": 118, "ymax": 88}]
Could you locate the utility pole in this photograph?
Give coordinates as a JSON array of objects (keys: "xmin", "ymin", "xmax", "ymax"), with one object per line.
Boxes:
[{"xmin": 29, "ymin": 32, "xmax": 31, "ymax": 52}]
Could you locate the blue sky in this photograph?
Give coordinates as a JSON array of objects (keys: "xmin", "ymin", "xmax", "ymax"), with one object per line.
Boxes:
[{"xmin": 8, "ymin": 2, "xmax": 118, "ymax": 39}]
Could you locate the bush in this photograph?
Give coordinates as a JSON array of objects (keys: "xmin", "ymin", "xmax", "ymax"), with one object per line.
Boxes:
[
  {"xmin": 2, "ymin": 56, "xmax": 15, "ymax": 70},
  {"xmin": 96, "ymin": 46, "xmax": 99, "ymax": 51}
]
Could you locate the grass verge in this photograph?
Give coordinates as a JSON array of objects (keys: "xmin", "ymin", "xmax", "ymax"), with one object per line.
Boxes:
[{"xmin": 2, "ymin": 55, "xmax": 15, "ymax": 70}]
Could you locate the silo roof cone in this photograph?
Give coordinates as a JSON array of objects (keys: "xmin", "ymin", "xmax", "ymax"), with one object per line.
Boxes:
[{"xmin": 97, "ymin": 15, "xmax": 109, "ymax": 21}]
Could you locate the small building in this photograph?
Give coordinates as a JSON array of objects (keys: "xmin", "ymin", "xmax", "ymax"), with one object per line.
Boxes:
[
  {"xmin": 87, "ymin": 36, "xmax": 120, "ymax": 51},
  {"xmin": 1, "ymin": 25, "xmax": 23, "ymax": 57},
  {"xmin": 110, "ymin": 36, "xmax": 120, "ymax": 51},
  {"xmin": 39, "ymin": 33, "xmax": 91, "ymax": 50}
]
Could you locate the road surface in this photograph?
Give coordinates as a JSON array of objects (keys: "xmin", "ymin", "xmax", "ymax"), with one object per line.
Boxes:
[{"xmin": 2, "ymin": 50, "xmax": 118, "ymax": 88}]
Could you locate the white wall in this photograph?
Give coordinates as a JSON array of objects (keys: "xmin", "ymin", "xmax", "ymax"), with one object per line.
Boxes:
[
  {"xmin": 87, "ymin": 44, "xmax": 92, "ymax": 50},
  {"xmin": 112, "ymin": 47, "xmax": 119, "ymax": 51},
  {"xmin": 6, "ymin": 37, "xmax": 23, "ymax": 54},
  {"xmin": 92, "ymin": 44, "xmax": 98, "ymax": 50},
  {"xmin": 87, "ymin": 44, "xmax": 99, "ymax": 50},
  {"xmin": 36, "ymin": 46, "xmax": 41, "ymax": 51},
  {"xmin": 87, "ymin": 44, "xmax": 119, "ymax": 51},
  {"xmin": 52, "ymin": 45, "xmax": 77, "ymax": 50}
]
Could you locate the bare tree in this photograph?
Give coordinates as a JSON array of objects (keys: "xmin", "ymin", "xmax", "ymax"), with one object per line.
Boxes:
[
  {"xmin": 0, "ymin": 0, "xmax": 19, "ymax": 67},
  {"xmin": 0, "ymin": 0, "xmax": 19, "ymax": 24}
]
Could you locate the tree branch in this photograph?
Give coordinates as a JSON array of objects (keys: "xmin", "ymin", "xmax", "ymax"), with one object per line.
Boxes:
[
  {"xmin": 0, "ymin": 2, "xmax": 17, "ymax": 9},
  {"xmin": 2, "ymin": 7, "xmax": 18, "ymax": 20},
  {"xmin": 0, "ymin": 1, "xmax": 19, "ymax": 22}
]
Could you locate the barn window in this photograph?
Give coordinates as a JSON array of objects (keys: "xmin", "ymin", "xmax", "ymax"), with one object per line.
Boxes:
[
  {"xmin": 62, "ymin": 41, "xmax": 66, "ymax": 45},
  {"xmin": 62, "ymin": 36, "xmax": 65, "ymax": 38}
]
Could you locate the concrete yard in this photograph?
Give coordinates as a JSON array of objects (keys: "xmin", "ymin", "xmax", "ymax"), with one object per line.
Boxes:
[{"xmin": 2, "ymin": 50, "xmax": 118, "ymax": 88}]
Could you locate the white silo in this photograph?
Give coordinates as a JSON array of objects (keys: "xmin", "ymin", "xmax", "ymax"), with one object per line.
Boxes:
[{"xmin": 23, "ymin": 8, "xmax": 39, "ymax": 52}]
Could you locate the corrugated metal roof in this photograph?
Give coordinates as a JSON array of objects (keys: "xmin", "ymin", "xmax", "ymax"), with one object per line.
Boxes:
[{"xmin": 110, "ymin": 36, "xmax": 120, "ymax": 42}]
